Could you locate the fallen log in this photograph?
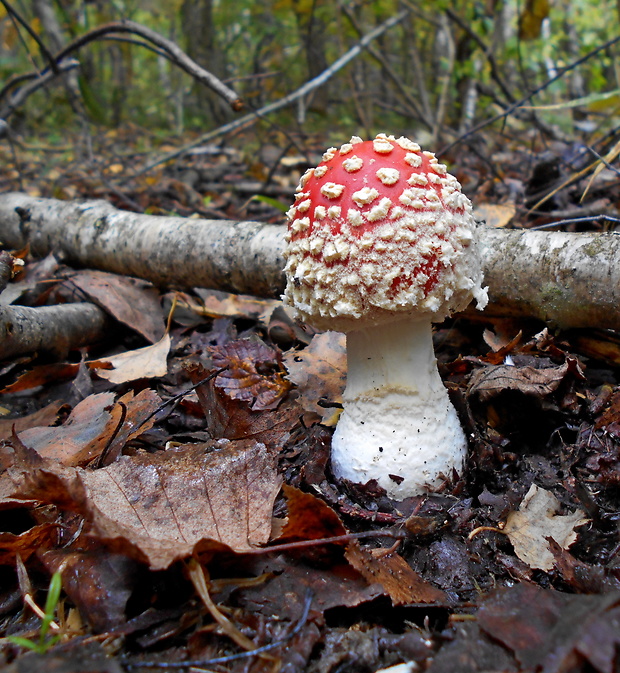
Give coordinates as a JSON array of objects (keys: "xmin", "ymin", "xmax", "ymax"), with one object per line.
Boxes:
[{"xmin": 1, "ymin": 193, "xmax": 619, "ymax": 331}]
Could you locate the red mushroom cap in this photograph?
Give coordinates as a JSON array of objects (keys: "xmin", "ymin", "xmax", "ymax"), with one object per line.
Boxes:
[{"xmin": 283, "ymin": 134, "xmax": 487, "ymax": 332}]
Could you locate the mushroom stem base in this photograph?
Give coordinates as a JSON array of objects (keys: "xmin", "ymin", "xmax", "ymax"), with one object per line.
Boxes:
[{"xmin": 331, "ymin": 319, "xmax": 467, "ymax": 499}]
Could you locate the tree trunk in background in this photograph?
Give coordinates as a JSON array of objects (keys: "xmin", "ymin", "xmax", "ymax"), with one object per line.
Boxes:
[
  {"xmin": 32, "ymin": 0, "xmax": 83, "ymax": 109},
  {"xmin": 181, "ymin": 0, "xmax": 227, "ymax": 124},
  {"xmin": 291, "ymin": 0, "xmax": 330, "ymax": 114}
]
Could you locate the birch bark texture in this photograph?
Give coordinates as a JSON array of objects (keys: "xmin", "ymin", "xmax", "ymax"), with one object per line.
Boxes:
[{"xmin": 1, "ymin": 193, "xmax": 619, "ymax": 330}]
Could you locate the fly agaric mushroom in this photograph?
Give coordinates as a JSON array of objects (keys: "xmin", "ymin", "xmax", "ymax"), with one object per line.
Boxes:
[{"xmin": 283, "ymin": 133, "xmax": 487, "ymax": 498}]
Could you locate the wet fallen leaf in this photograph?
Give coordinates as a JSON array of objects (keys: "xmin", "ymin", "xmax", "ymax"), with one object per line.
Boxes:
[
  {"xmin": 503, "ymin": 484, "xmax": 588, "ymax": 571},
  {"xmin": 210, "ymin": 338, "xmax": 291, "ymax": 411},
  {"xmin": 70, "ymin": 270, "xmax": 165, "ymax": 343},
  {"xmin": 283, "ymin": 331, "xmax": 346, "ymax": 425},
  {"xmin": 93, "ymin": 332, "xmax": 171, "ymax": 384},
  {"xmin": 478, "ymin": 583, "xmax": 620, "ymax": 673}
]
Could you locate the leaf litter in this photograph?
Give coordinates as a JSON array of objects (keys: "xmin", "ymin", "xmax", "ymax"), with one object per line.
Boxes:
[{"xmin": 3, "ymin": 135, "xmax": 620, "ymax": 672}]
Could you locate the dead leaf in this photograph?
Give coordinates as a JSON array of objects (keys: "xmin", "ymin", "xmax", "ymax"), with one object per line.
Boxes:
[
  {"xmin": 503, "ymin": 484, "xmax": 588, "ymax": 571},
  {"xmin": 283, "ymin": 331, "xmax": 346, "ymax": 425},
  {"xmin": 1, "ymin": 362, "xmax": 80, "ymax": 394},
  {"xmin": 18, "ymin": 392, "xmax": 120, "ymax": 466},
  {"xmin": 345, "ymin": 542, "xmax": 448, "ymax": 605},
  {"xmin": 210, "ymin": 338, "xmax": 290, "ymax": 411},
  {"xmin": 70, "ymin": 270, "xmax": 165, "ymax": 343},
  {"xmin": 277, "ymin": 484, "xmax": 347, "ymax": 542},
  {"xmin": 3, "ymin": 439, "xmax": 281, "ymax": 570},
  {"xmin": 474, "ymin": 203, "xmax": 516, "ymax": 228},
  {"xmin": 478, "ymin": 583, "xmax": 620, "ymax": 673},
  {"xmin": 93, "ymin": 332, "xmax": 170, "ymax": 384},
  {"xmin": 187, "ymin": 362, "xmax": 301, "ymax": 446},
  {"xmin": 0, "ymin": 401, "xmax": 64, "ymax": 441},
  {"xmin": 468, "ymin": 362, "xmax": 570, "ymax": 402},
  {"xmin": 191, "ymin": 288, "xmax": 280, "ymax": 323},
  {"xmin": 40, "ymin": 544, "xmax": 137, "ymax": 632},
  {"xmin": 0, "ymin": 524, "xmax": 59, "ymax": 565},
  {"xmin": 81, "ymin": 440, "xmax": 281, "ymax": 568}
]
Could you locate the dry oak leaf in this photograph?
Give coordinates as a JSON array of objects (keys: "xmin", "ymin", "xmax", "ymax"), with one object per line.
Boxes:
[
  {"xmin": 283, "ymin": 331, "xmax": 346, "ymax": 425},
  {"xmin": 211, "ymin": 338, "xmax": 291, "ymax": 411},
  {"xmin": 70, "ymin": 269, "xmax": 165, "ymax": 343},
  {"xmin": 503, "ymin": 484, "xmax": 588, "ymax": 571}
]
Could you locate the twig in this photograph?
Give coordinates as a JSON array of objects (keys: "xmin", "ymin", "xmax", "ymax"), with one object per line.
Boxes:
[
  {"xmin": 0, "ymin": 0, "xmax": 58, "ymax": 73},
  {"xmin": 0, "ymin": 60, "xmax": 80, "ymax": 120},
  {"xmin": 0, "ymin": 20, "xmax": 242, "ymax": 117},
  {"xmin": 439, "ymin": 34, "xmax": 620, "ymax": 156},
  {"xmin": 52, "ymin": 20, "xmax": 242, "ymax": 111},
  {"xmin": 122, "ymin": 588, "xmax": 313, "ymax": 670},
  {"xmin": 340, "ymin": 5, "xmax": 427, "ymax": 128},
  {"xmin": 134, "ymin": 8, "xmax": 411, "ymax": 177}
]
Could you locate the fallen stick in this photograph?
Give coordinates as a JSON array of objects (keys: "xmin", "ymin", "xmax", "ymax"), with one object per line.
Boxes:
[
  {"xmin": 1, "ymin": 193, "xmax": 619, "ymax": 331},
  {"xmin": 0, "ymin": 302, "xmax": 108, "ymax": 360}
]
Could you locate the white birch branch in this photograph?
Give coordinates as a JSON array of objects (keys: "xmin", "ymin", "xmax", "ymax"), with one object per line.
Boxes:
[{"xmin": 1, "ymin": 193, "xmax": 619, "ymax": 331}]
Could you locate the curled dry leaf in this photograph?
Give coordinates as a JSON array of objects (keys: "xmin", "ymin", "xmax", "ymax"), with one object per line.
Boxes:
[
  {"xmin": 92, "ymin": 332, "xmax": 171, "ymax": 384},
  {"xmin": 210, "ymin": 338, "xmax": 291, "ymax": 410},
  {"xmin": 283, "ymin": 331, "xmax": 346, "ymax": 425},
  {"xmin": 277, "ymin": 484, "xmax": 347, "ymax": 542},
  {"xmin": 0, "ymin": 524, "xmax": 59, "ymax": 565},
  {"xmin": 503, "ymin": 484, "xmax": 588, "ymax": 571}
]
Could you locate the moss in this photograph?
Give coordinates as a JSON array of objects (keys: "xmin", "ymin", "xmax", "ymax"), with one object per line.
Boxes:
[
  {"xmin": 539, "ymin": 282, "xmax": 566, "ymax": 310},
  {"xmin": 581, "ymin": 238, "xmax": 607, "ymax": 258}
]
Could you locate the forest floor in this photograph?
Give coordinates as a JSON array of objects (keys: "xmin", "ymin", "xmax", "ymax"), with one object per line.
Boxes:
[{"xmin": 1, "ymin": 125, "xmax": 620, "ymax": 673}]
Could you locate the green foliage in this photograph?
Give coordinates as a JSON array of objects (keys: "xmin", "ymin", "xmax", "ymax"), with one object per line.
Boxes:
[
  {"xmin": 8, "ymin": 571, "xmax": 63, "ymax": 655},
  {"xmin": 3, "ymin": 0, "xmax": 620, "ymax": 139}
]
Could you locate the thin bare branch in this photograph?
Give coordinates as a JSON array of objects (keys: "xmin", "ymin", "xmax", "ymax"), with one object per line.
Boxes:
[{"xmin": 135, "ymin": 8, "xmax": 411, "ymax": 177}]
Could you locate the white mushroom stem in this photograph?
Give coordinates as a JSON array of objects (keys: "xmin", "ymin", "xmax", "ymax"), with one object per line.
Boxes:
[{"xmin": 330, "ymin": 318, "xmax": 467, "ymax": 499}]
